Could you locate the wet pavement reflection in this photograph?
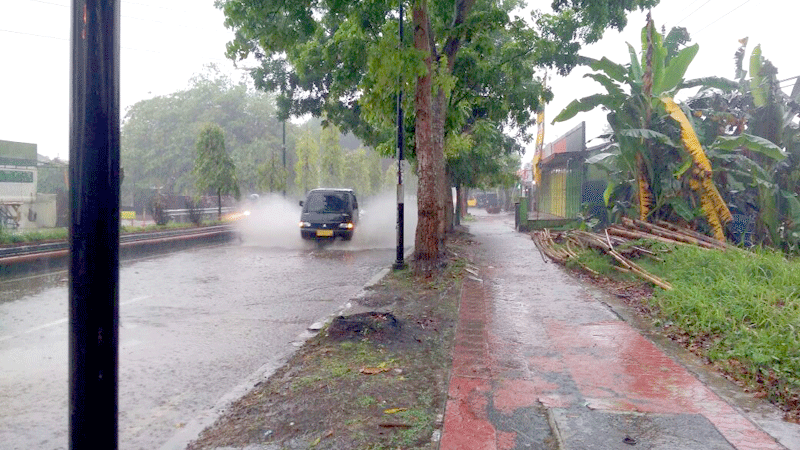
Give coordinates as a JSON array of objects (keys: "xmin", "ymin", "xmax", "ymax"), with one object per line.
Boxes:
[
  {"xmin": 442, "ymin": 211, "xmax": 797, "ymax": 450},
  {"xmin": 0, "ymin": 241, "xmax": 394, "ymax": 450}
]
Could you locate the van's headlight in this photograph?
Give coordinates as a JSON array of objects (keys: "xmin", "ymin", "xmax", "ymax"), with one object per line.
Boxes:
[
  {"xmin": 299, "ymin": 221, "xmax": 311, "ymax": 228},
  {"xmin": 339, "ymin": 222, "xmax": 354, "ymax": 229}
]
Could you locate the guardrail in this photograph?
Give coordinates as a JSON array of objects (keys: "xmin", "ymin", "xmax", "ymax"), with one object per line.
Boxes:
[
  {"xmin": 163, "ymin": 207, "xmax": 236, "ymax": 223},
  {"xmin": 0, "ymin": 225, "xmax": 238, "ymax": 270}
]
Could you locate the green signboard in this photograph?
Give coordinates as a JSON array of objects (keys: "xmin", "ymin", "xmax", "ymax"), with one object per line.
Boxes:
[{"xmin": 0, "ymin": 170, "xmax": 34, "ymax": 183}]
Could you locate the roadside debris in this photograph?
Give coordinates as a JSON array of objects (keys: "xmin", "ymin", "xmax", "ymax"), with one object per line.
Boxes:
[{"xmin": 530, "ymin": 219, "xmax": 729, "ymax": 291}]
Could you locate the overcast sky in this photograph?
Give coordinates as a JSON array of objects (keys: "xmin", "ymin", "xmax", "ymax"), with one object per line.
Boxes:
[
  {"xmin": 1, "ymin": 0, "xmax": 798, "ymax": 162},
  {"xmin": 1, "ymin": 0, "xmax": 238, "ymax": 161}
]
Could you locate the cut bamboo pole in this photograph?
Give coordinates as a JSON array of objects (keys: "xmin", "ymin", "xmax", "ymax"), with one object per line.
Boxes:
[
  {"xmin": 607, "ymin": 225, "xmax": 688, "ymax": 246},
  {"xmin": 654, "ymin": 219, "xmax": 731, "ymax": 249},
  {"xmin": 626, "ymin": 218, "xmax": 724, "ymax": 249}
]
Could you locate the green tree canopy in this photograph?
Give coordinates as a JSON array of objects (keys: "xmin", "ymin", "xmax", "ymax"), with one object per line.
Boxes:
[
  {"xmin": 218, "ymin": 0, "xmax": 659, "ymax": 271},
  {"xmin": 121, "ymin": 66, "xmax": 293, "ymax": 196},
  {"xmin": 194, "ymin": 123, "xmax": 240, "ymax": 219}
]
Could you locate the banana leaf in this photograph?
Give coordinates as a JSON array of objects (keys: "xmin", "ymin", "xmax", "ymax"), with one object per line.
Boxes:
[
  {"xmin": 674, "ymin": 158, "xmax": 692, "ymax": 178},
  {"xmin": 710, "ymin": 134, "xmax": 787, "ymax": 161},
  {"xmin": 583, "ymin": 73, "xmax": 624, "ymax": 98},
  {"xmin": 552, "ymin": 94, "xmax": 616, "ymax": 124},
  {"xmin": 618, "ymin": 128, "xmax": 678, "ymax": 147},
  {"xmin": 710, "ymin": 153, "xmax": 774, "ymax": 188},
  {"xmin": 603, "ymin": 181, "xmax": 616, "ymax": 206},
  {"xmin": 585, "ymin": 152, "xmax": 617, "ymax": 165},
  {"xmin": 583, "ymin": 56, "xmax": 628, "ymax": 83},
  {"xmin": 627, "ymin": 43, "xmax": 643, "ymax": 84},
  {"xmin": 667, "ymin": 197, "xmax": 695, "ymax": 221},
  {"xmin": 658, "ymin": 44, "xmax": 699, "ymax": 94},
  {"xmin": 682, "ymin": 77, "xmax": 739, "ymax": 92},
  {"xmin": 750, "ymin": 45, "xmax": 767, "ymax": 107},
  {"xmin": 781, "ymin": 189, "xmax": 800, "ymax": 224}
]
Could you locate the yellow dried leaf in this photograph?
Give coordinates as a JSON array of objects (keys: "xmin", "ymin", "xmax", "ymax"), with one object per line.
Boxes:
[
  {"xmin": 384, "ymin": 408, "xmax": 407, "ymax": 414},
  {"xmin": 663, "ymin": 96, "xmax": 732, "ymax": 240},
  {"xmin": 360, "ymin": 367, "xmax": 390, "ymax": 375},
  {"xmin": 661, "ymin": 97, "xmax": 713, "ymax": 173},
  {"xmin": 637, "ymin": 154, "xmax": 652, "ymax": 220}
]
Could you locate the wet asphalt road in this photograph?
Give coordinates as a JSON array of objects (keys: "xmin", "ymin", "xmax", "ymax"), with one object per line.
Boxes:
[{"xmin": 0, "ymin": 238, "xmax": 396, "ymax": 450}]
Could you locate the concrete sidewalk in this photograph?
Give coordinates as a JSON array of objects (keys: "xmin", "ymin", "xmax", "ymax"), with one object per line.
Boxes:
[{"xmin": 441, "ymin": 213, "xmax": 797, "ymax": 450}]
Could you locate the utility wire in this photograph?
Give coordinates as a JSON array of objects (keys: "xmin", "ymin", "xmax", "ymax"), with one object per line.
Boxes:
[
  {"xmin": 19, "ymin": 0, "xmax": 66, "ymax": 7},
  {"xmin": 0, "ymin": 28, "xmax": 65, "ymax": 42},
  {"xmin": 695, "ymin": 0, "xmax": 751, "ymax": 34},
  {"xmin": 674, "ymin": 0, "xmax": 714, "ymax": 26}
]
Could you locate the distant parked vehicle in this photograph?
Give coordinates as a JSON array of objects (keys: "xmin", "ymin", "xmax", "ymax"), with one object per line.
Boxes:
[{"xmin": 485, "ymin": 192, "xmax": 501, "ymax": 214}]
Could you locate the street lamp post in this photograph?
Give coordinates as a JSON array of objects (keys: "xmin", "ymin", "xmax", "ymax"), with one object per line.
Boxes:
[
  {"xmin": 281, "ymin": 120, "xmax": 289, "ymax": 197},
  {"xmin": 393, "ymin": 1, "xmax": 406, "ymax": 270}
]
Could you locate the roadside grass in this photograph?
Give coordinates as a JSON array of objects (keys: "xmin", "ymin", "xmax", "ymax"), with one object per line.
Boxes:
[
  {"xmin": 0, "ymin": 228, "xmax": 67, "ymax": 244},
  {"xmin": 564, "ymin": 239, "xmax": 800, "ymax": 418}
]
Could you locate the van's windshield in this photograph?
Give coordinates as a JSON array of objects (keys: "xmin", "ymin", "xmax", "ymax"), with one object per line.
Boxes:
[{"xmin": 304, "ymin": 192, "xmax": 349, "ymax": 213}]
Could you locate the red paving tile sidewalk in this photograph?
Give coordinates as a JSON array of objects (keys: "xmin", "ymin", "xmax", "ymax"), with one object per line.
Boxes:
[{"xmin": 440, "ymin": 213, "xmax": 791, "ymax": 450}]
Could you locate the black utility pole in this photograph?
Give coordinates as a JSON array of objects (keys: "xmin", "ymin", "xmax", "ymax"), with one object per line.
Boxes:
[
  {"xmin": 69, "ymin": 0, "xmax": 121, "ymax": 448},
  {"xmin": 393, "ymin": 1, "xmax": 406, "ymax": 270},
  {"xmin": 282, "ymin": 120, "xmax": 287, "ymax": 197}
]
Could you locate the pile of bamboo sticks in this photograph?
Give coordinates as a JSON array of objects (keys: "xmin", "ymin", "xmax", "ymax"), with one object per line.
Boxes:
[
  {"xmin": 531, "ymin": 219, "xmax": 729, "ymax": 290},
  {"xmin": 609, "ymin": 218, "xmax": 730, "ymax": 250}
]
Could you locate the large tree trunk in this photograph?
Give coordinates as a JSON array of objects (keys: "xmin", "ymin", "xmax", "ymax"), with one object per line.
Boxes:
[
  {"xmin": 412, "ymin": 0, "xmax": 477, "ymax": 274},
  {"xmin": 412, "ymin": 2, "xmax": 440, "ymax": 274}
]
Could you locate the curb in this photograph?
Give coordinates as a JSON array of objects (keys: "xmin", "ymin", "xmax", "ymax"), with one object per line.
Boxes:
[
  {"xmin": 303, "ymin": 245, "xmax": 414, "ymax": 341},
  {"xmin": 161, "ymin": 246, "xmax": 414, "ymax": 450},
  {"xmin": 363, "ymin": 246, "xmax": 414, "ymax": 289}
]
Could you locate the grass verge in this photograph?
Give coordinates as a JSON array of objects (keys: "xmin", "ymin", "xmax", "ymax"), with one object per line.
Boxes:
[{"xmin": 186, "ymin": 234, "xmax": 471, "ymax": 449}]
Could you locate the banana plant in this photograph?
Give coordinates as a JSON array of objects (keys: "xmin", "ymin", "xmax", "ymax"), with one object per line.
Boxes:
[
  {"xmin": 553, "ymin": 15, "xmax": 736, "ymax": 239},
  {"xmin": 686, "ymin": 40, "xmax": 800, "ymax": 250}
]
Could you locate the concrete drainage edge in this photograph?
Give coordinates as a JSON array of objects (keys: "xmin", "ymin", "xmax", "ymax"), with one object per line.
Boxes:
[{"xmin": 161, "ymin": 247, "xmax": 414, "ymax": 450}]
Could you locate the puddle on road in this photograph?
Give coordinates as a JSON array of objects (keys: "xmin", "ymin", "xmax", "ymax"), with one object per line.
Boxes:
[{"xmin": 0, "ymin": 271, "xmax": 67, "ymax": 305}]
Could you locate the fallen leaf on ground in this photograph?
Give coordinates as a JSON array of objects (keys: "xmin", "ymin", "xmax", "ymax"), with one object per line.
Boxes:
[
  {"xmin": 379, "ymin": 422, "xmax": 412, "ymax": 428},
  {"xmin": 383, "ymin": 407, "xmax": 407, "ymax": 414},
  {"xmin": 360, "ymin": 367, "xmax": 390, "ymax": 375}
]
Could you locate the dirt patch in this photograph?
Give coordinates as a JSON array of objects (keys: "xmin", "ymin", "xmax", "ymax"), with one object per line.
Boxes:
[
  {"xmin": 327, "ymin": 312, "xmax": 401, "ymax": 342},
  {"xmin": 187, "ymin": 234, "xmax": 472, "ymax": 450}
]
